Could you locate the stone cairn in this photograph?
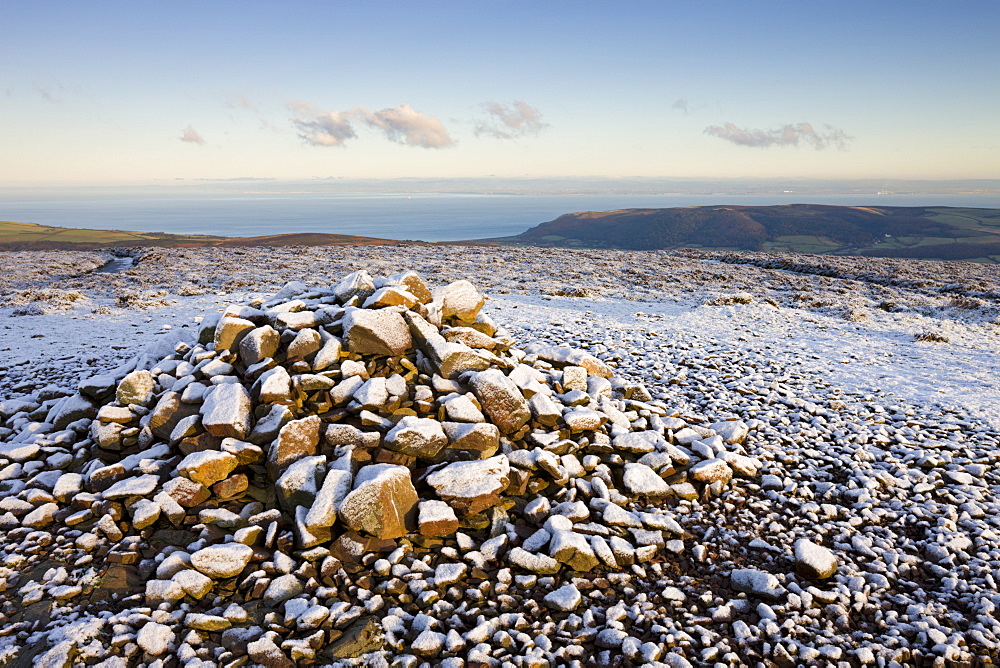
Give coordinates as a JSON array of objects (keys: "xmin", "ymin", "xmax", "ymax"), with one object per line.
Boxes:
[{"xmin": 1, "ymin": 270, "xmax": 768, "ymax": 666}]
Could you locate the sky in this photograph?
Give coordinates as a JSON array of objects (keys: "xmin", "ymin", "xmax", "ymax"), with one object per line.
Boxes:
[{"xmin": 2, "ymin": 0, "xmax": 998, "ymax": 186}]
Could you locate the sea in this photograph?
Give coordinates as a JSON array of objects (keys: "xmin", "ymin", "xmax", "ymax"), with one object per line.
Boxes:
[{"xmin": 2, "ymin": 191, "xmax": 999, "ymax": 242}]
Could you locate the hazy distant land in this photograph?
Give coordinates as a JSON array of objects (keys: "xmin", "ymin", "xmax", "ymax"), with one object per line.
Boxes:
[
  {"xmin": 4, "ymin": 203, "xmax": 1000, "ymax": 262},
  {"xmin": 0, "ymin": 220, "xmax": 400, "ymax": 250}
]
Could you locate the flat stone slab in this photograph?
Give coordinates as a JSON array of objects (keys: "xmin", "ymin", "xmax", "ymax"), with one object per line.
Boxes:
[
  {"xmin": 103, "ymin": 474, "xmax": 160, "ymax": 500},
  {"xmin": 425, "ymin": 455, "xmax": 510, "ymax": 515},
  {"xmin": 190, "ymin": 543, "xmax": 254, "ymax": 579}
]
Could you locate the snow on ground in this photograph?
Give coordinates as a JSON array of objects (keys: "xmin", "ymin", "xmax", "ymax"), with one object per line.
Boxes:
[
  {"xmin": 490, "ymin": 293, "xmax": 1000, "ymax": 429},
  {"xmin": 5, "ymin": 286, "xmax": 995, "ymax": 429}
]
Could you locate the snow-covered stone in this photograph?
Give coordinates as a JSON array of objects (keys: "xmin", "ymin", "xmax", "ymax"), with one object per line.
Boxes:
[
  {"xmin": 543, "ymin": 584, "xmax": 582, "ymax": 611},
  {"xmin": 338, "ymin": 464, "xmax": 418, "ymax": 539},
  {"xmin": 190, "ymin": 543, "xmax": 254, "ymax": 579},
  {"xmin": 793, "ymin": 538, "xmax": 838, "ymax": 579}
]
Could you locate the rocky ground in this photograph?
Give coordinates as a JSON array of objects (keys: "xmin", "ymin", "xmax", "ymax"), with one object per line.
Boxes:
[{"xmin": 0, "ymin": 245, "xmax": 999, "ymax": 667}]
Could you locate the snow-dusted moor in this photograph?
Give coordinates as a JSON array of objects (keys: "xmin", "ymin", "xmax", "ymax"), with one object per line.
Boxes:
[{"xmin": 1, "ymin": 245, "xmax": 1000, "ymax": 667}]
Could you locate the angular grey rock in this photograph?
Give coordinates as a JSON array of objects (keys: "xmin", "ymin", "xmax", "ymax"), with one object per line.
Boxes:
[
  {"xmin": 543, "ymin": 584, "xmax": 582, "ymax": 611},
  {"xmin": 353, "ymin": 377, "xmax": 389, "ymax": 409},
  {"xmin": 103, "ymin": 474, "xmax": 159, "ymax": 500},
  {"xmin": 268, "ymin": 415, "xmax": 321, "ymax": 479},
  {"xmin": 304, "ymin": 468, "xmax": 352, "ymax": 529},
  {"xmin": 522, "ymin": 343, "xmax": 614, "ymax": 379},
  {"xmin": 117, "ymin": 370, "xmax": 156, "ymax": 406},
  {"xmin": 287, "ymin": 327, "xmax": 322, "ymax": 359},
  {"xmin": 339, "ymin": 464, "xmax": 418, "ymax": 539},
  {"xmin": 312, "ymin": 335, "xmax": 343, "ymax": 371},
  {"xmin": 385, "ymin": 270, "xmax": 432, "ymax": 303},
  {"xmin": 441, "ymin": 422, "xmax": 500, "ymax": 460},
  {"xmin": 731, "ymin": 568, "xmax": 785, "ymax": 600},
  {"xmin": 256, "ymin": 366, "xmax": 293, "ymax": 403},
  {"xmin": 275, "ymin": 455, "xmax": 327, "ymax": 512},
  {"xmin": 22, "ymin": 502, "xmax": 58, "ymax": 528},
  {"xmin": 621, "ymin": 462, "xmax": 672, "ymax": 499},
  {"xmin": 710, "ymin": 419, "xmax": 750, "ymax": 444},
  {"xmin": 563, "ymin": 408, "xmax": 605, "ymax": 433},
  {"xmin": 418, "ymin": 499, "xmax": 459, "ymax": 537},
  {"xmin": 149, "ymin": 391, "xmax": 201, "ymax": 440},
  {"xmin": 249, "ymin": 403, "xmax": 292, "ymax": 446},
  {"xmin": 441, "ymin": 393, "xmax": 485, "ymax": 422},
  {"xmin": 528, "ymin": 393, "xmax": 562, "ymax": 427},
  {"xmin": 79, "ymin": 373, "xmax": 119, "ymax": 402},
  {"xmin": 137, "ymin": 622, "xmax": 175, "ymax": 656},
  {"xmin": 435, "ymin": 280, "xmax": 485, "ymax": 321},
  {"xmin": 263, "ymin": 573, "xmax": 304, "ymax": 605},
  {"xmin": 384, "ymin": 416, "xmax": 448, "ymax": 459},
  {"xmin": 214, "ymin": 316, "xmax": 255, "ymax": 352},
  {"xmin": 688, "ymin": 458, "xmax": 733, "ymax": 484},
  {"xmin": 342, "ymin": 308, "xmax": 412, "ymax": 356},
  {"xmin": 50, "ymin": 392, "xmax": 98, "ymax": 430},
  {"xmin": 425, "ymin": 455, "xmax": 510, "ymax": 515},
  {"xmin": 201, "ymin": 383, "xmax": 252, "ymax": 439},
  {"xmin": 334, "ymin": 269, "xmax": 377, "ymax": 304},
  {"xmin": 363, "ymin": 285, "xmax": 418, "ymax": 309},
  {"xmin": 469, "ymin": 369, "xmax": 530, "ymax": 434},
  {"xmin": 613, "ymin": 431, "xmax": 658, "ymax": 454},
  {"xmin": 549, "ymin": 530, "xmax": 600, "ymax": 571},
  {"xmin": 404, "ymin": 311, "xmax": 495, "ymax": 378},
  {"xmin": 507, "ymin": 547, "xmax": 560, "ymax": 574},
  {"xmin": 178, "ymin": 450, "xmax": 240, "ymax": 486},
  {"xmin": 239, "ymin": 325, "xmax": 280, "ymax": 366}
]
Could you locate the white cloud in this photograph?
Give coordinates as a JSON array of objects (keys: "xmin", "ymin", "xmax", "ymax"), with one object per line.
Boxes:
[
  {"xmin": 358, "ymin": 104, "xmax": 454, "ymax": 148},
  {"xmin": 671, "ymin": 98, "xmax": 690, "ymax": 115},
  {"xmin": 289, "ymin": 102, "xmax": 357, "ymax": 147},
  {"xmin": 475, "ymin": 101, "xmax": 547, "ymax": 139},
  {"xmin": 704, "ymin": 121, "xmax": 851, "ymax": 149},
  {"xmin": 289, "ymin": 102, "xmax": 453, "ymax": 149},
  {"xmin": 179, "ymin": 125, "xmax": 207, "ymax": 146}
]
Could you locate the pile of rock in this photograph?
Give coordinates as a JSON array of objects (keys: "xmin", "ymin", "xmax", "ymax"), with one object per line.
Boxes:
[{"xmin": 0, "ymin": 270, "xmax": 769, "ymax": 666}]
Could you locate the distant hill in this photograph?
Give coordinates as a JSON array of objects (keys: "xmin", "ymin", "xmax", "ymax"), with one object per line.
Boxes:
[
  {"xmin": 495, "ymin": 204, "xmax": 1000, "ymax": 262},
  {"xmin": 0, "ymin": 220, "xmax": 400, "ymax": 250}
]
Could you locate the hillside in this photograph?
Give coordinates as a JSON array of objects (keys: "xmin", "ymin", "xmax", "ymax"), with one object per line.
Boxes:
[
  {"xmin": 500, "ymin": 204, "xmax": 1000, "ymax": 262},
  {"xmin": 0, "ymin": 220, "xmax": 399, "ymax": 250}
]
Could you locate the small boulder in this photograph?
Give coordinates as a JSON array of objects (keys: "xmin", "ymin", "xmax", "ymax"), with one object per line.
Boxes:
[
  {"xmin": 339, "ymin": 464, "xmax": 419, "ymax": 539},
  {"xmin": 117, "ymin": 370, "xmax": 156, "ymax": 406},
  {"xmin": 239, "ymin": 325, "xmax": 280, "ymax": 366},
  {"xmin": 688, "ymin": 458, "xmax": 733, "ymax": 485},
  {"xmin": 731, "ymin": 568, "xmax": 785, "ymax": 600},
  {"xmin": 136, "ymin": 622, "xmax": 175, "ymax": 656},
  {"xmin": 435, "ymin": 280, "xmax": 485, "ymax": 322},
  {"xmin": 384, "ymin": 416, "xmax": 448, "ymax": 459},
  {"xmin": 469, "ymin": 370, "xmax": 530, "ymax": 435},
  {"xmin": 544, "ymin": 584, "xmax": 582, "ymax": 611},
  {"xmin": 621, "ymin": 463, "xmax": 672, "ymax": 499},
  {"xmin": 200, "ymin": 384, "xmax": 252, "ymax": 440},
  {"xmin": 177, "ymin": 450, "xmax": 239, "ymax": 487},
  {"xmin": 793, "ymin": 538, "xmax": 838, "ymax": 580},
  {"xmin": 418, "ymin": 500, "xmax": 459, "ymax": 537},
  {"xmin": 190, "ymin": 543, "xmax": 254, "ymax": 579},
  {"xmin": 268, "ymin": 416, "xmax": 321, "ymax": 479},
  {"xmin": 343, "ymin": 308, "xmax": 412, "ymax": 356},
  {"xmin": 214, "ymin": 316, "xmax": 255, "ymax": 352},
  {"xmin": 425, "ymin": 455, "xmax": 510, "ymax": 515}
]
